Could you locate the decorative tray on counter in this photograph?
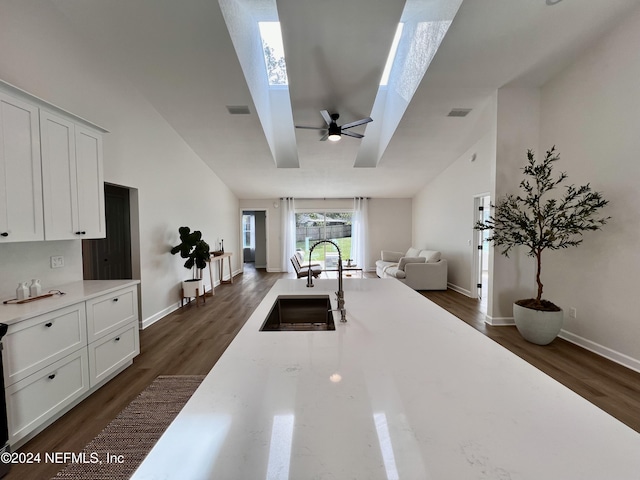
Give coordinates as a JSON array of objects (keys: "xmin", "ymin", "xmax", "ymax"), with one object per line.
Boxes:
[{"xmin": 2, "ymin": 291, "xmax": 65, "ymax": 305}]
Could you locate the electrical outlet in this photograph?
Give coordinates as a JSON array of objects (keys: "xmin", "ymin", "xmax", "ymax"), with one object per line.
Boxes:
[
  {"xmin": 569, "ymin": 307, "xmax": 577, "ymax": 319},
  {"xmin": 50, "ymin": 255, "xmax": 64, "ymax": 268}
]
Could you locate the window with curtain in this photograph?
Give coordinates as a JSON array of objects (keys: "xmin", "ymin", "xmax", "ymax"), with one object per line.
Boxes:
[
  {"xmin": 351, "ymin": 197, "xmax": 369, "ymax": 271},
  {"xmin": 281, "ymin": 198, "xmax": 296, "ymax": 272}
]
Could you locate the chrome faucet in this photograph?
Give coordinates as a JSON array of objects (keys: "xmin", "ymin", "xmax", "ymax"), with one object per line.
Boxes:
[{"xmin": 307, "ymin": 240, "xmax": 346, "ymax": 322}]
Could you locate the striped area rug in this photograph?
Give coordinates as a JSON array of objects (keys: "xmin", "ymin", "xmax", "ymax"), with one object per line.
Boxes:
[{"xmin": 52, "ymin": 375, "xmax": 205, "ymax": 480}]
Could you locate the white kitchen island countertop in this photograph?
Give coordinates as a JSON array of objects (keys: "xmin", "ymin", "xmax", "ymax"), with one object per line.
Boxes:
[{"xmin": 132, "ymin": 278, "xmax": 640, "ymax": 479}]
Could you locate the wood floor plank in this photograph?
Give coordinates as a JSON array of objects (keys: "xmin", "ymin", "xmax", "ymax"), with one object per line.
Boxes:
[{"xmin": 7, "ymin": 270, "xmax": 639, "ymax": 479}]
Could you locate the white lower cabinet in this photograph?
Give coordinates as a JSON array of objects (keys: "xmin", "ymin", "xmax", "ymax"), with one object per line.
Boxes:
[
  {"xmin": 3, "ymin": 303, "xmax": 87, "ymax": 386},
  {"xmin": 86, "ymin": 286, "xmax": 137, "ymax": 342},
  {"xmin": 88, "ymin": 322, "xmax": 139, "ymax": 388},
  {"xmin": 5, "ymin": 349, "xmax": 89, "ymax": 446},
  {"xmin": 2, "ymin": 284, "xmax": 140, "ymax": 447}
]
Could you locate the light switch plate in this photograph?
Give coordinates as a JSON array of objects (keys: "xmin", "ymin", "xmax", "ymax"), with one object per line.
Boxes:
[{"xmin": 50, "ymin": 255, "xmax": 64, "ymax": 268}]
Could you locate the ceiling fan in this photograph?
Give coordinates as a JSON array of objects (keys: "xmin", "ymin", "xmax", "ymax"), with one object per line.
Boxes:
[{"xmin": 295, "ymin": 110, "xmax": 373, "ymax": 142}]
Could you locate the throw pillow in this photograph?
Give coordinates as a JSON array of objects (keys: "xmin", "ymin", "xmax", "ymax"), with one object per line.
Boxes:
[
  {"xmin": 398, "ymin": 256, "xmax": 426, "ymax": 271},
  {"xmin": 418, "ymin": 250, "xmax": 441, "ymax": 263},
  {"xmin": 406, "ymin": 247, "xmax": 420, "ymax": 258}
]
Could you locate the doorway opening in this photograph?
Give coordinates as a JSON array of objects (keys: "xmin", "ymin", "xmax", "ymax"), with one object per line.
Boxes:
[
  {"xmin": 241, "ymin": 210, "xmax": 267, "ymax": 270},
  {"xmin": 82, "ymin": 183, "xmax": 140, "ymax": 281},
  {"xmin": 473, "ymin": 194, "xmax": 491, "ymax": 312}
]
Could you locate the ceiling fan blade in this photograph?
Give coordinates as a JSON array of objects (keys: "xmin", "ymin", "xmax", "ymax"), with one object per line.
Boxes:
[
  {"xmin": 320, "ymin": 110, "xmax": 332, "ymax": 126},
  {"xmin": 295, "ymin": 125, "xmax": 327, "ymax": 130},
  {"xmin": 319, "ymin": 133, "xmax": 329, "ymax": 141},
  {"xmin": 342, "ymin": 130, "xmax": 364, "ymax": 139},
  {"xmin": 341, "ymin": 117, "xmax": 373, "ymax": 130}
]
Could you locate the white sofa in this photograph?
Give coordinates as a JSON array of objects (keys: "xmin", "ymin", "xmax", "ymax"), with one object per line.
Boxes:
[{"xmin": 375, "ymin": 247, "xmax": 448, "ymax": 290}]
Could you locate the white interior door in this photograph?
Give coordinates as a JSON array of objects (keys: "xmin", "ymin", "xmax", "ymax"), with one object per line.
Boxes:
[{"xmin": 476, "ymin": 195, "xmax": 491, "ymax": 305}]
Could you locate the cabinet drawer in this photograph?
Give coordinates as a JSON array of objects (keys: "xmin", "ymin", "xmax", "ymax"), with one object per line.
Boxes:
[
  {"xmin": 3, "ymin": 303, "xmax": 87, "ymax": 386},
  {"xmin": 6, "ymin": 349, "xmax": 89, "ymax": 445},
  {"xmin": 88, "ymin": 322, "xmax": 139, "ymax": 387},
  {"xmin": 86, "ymin": 286, "xmax": 138, "ymax": 342}
]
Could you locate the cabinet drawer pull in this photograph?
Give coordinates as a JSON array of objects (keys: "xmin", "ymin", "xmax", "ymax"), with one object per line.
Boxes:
[
  {"xmin": 48, "ymin": 373, "xmax": 56, "ymax": 380},
  {"xmin": 45, "ymin": 322, "xmax": 53, "ymax": 328},
  {"xmin": 0, "ymin": 232, "xmax": 8, "ymax": 237},
  {"xmin": 114, "ymin": 337, "xmax": 120, "ymax": 342},
  {"xmin": 112, "ymin": 298, "xmax": 119, "ymax": 302}
]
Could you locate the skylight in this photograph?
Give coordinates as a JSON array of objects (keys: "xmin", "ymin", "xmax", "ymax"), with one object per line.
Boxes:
[
  {"xmin": 259, "ymin": 22, "xmax": 289, "ymax": 86},
  {"xmin": 355, "ymin": 0, "xmax": 463, "ymax": 169},
  {"xmin": 380, "ymin": 23, "xmax": 404, "ymax": 86}
]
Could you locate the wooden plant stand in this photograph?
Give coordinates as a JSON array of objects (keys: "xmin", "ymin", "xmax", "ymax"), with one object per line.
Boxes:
[{"xmin": 180, "ymin": 287, "xmax": 205, "ymax": 307}]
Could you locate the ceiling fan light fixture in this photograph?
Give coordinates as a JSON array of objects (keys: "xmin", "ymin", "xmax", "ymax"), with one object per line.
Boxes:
[
  {"xmin": 295, "ymin": 110, "xmax": 371, "ymax": 141},
  {"xmin": 328, "ymin": 123, "xmax": 341, "ymax": 141}
]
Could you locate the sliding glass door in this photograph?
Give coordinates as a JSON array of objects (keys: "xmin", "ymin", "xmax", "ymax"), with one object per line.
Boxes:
[{"xmin": 295, "ymin": 211, "xmax": 353, "ymax": 268}]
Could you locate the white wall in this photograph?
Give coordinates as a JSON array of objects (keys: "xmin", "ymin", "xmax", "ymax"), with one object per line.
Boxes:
[
  {"xmin": 368, "ymin": 198, "xmax": 412, "ymax": 269},
  {"xmin": 0, "ymin": 1, "xmax": 239, "ymax": 326},
  {"xmin": 411, "ymin": 87, "xmax": 540, "ymax": 319},
  {"xmin": 538, "ymin": 6, "xmax": 640, "ymax": 368},
  {"xmin": 0, "ymin": 241, "xmax": 82, "ymax": 296},
  {"xmin": 413, "ymin": 105, "xmax": 495, "ymax": 295},
  {"xmin": 490, "ymin": 86, "xmax": 541, "ymax": 322}
]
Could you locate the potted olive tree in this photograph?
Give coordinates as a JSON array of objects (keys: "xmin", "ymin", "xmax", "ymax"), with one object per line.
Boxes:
[
  {"xmin": 170, "ymin": 226, "xmax": 210, "ymax": 300},
  {"xmin": 475, "ymin": 146, "xmax": 609, "ymax": 345}
]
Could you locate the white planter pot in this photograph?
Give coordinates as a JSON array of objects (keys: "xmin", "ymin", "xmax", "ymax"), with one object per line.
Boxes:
[
  {"xmin": 513, "ymin": 303, "xmax": 564, "ymax": 346},
  {"xmin": 182, "ymin": 279, "xmax": 203, "ymax": 298}
]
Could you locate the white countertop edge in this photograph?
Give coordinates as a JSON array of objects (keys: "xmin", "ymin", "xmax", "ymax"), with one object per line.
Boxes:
[{"xmin": 0, "ymin": 279, "xmax": 140, "ymax": 325}]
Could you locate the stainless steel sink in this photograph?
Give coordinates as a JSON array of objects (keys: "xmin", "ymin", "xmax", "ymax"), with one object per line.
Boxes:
[{"xmin": 260, "ymin": 295, "xmax": 335, "ymax": 331}]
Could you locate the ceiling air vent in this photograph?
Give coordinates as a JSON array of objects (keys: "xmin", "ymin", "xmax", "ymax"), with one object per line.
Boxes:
[
  {"xmin": 226, "ymin": 105, "xmax": 251, "ymax": 115},
  {"xmin": 447, "ymin": 108, "xmax": 472, "ymax": 117}
]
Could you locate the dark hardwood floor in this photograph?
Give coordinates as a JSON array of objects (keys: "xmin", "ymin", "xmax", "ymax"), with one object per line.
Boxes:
[{"xmin": 8, "ymin": 267, "xmax": 640, "ymax": 479}]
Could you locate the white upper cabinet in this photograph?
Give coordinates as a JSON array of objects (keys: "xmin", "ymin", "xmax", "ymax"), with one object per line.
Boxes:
[
  {"xmin": 40, "ymin": 111, "xmax": 77, "ymax": 240},
  {"xmin": 0, "ymin": 82, "xmax": 106, "ymax": 243},
  {"xmin": 0, "ymin": 92, "xmax": 44, "ymax": 242},
  {"xmin": 41, "ymin": 111, "xmax": 105, "ymax": 240},
  {"xmin": 75, "ymin": 126, "xmax": 105, "ymax": 238}
]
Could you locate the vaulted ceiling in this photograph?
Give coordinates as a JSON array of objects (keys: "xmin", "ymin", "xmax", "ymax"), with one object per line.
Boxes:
[{"xmin": 51, "ymin": 0, "xmax": 640, "ymax": 198}]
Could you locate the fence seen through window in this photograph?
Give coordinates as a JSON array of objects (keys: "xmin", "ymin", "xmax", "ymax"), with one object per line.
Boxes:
[{"xmin": 295, "ymin": 212, "xmax": 353, "ymax": 268}]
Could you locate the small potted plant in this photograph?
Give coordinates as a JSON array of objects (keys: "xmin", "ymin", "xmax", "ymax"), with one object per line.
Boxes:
[
  {"xmin": 475, "ymin": 146, "xmax": 609, "ymax": 345},
  {"xmin": 170, "ymin": 226, "xmax": 210, "ymax": 299}
]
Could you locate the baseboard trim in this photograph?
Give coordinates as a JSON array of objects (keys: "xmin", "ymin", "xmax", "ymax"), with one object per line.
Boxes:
[
  {"xmin": 559, "ymin": 330, "xmax": 640, "ymax": 374},
  {"xmin": 142, "ymin": 301, "xmax": 181, "ymax": 329},
  {"xmin": 142, "ymin": 273, "xmax": 243, "ymax": 330},
  {"xmin": 485, "ymin": 315, "xmax": 515, "ymax": 326},
  {"xmin": 447, "ymin": 283, "xmax": 471, "ymax": 297}
]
